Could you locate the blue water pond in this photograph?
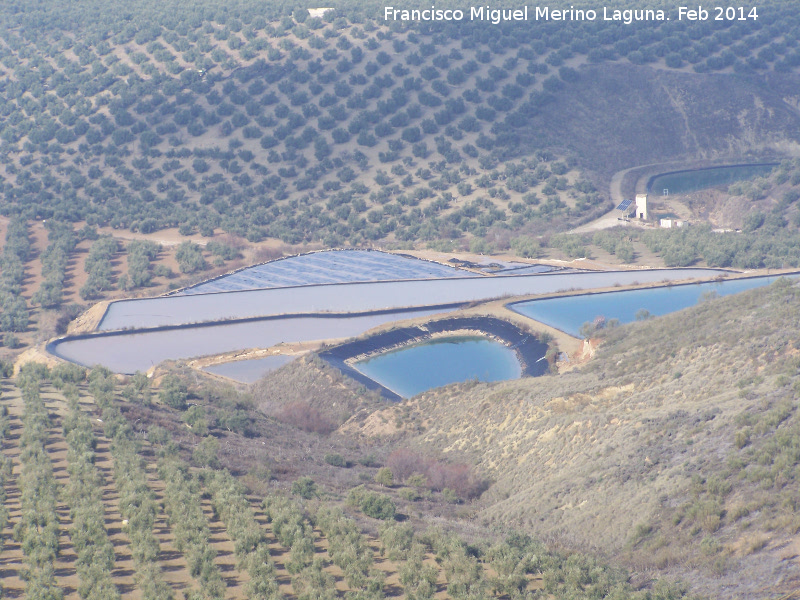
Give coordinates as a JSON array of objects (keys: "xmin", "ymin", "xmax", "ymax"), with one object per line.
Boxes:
[
  {"xmin": 511, "ymin": 275, "xmax": 792, "ymax": 337},
  {"xmin": 354, "ymin": 336, "xmax": 522, "ymax": 398}
]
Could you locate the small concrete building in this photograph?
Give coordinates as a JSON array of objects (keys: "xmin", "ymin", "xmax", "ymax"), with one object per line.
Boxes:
[
  {"xmin": 635, "ymin": 194, "xmax": 648, "ymax": 220},
  {"xmin": 660, "ymin": 219, "xmax": 686, "ymax": 229}
]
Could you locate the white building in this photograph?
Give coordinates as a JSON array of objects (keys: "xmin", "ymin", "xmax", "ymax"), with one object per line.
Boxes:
[
  {"xmin": 635, "ymin": 194, "xmax": 648, "ymax": 220},
  {"xmin": 660, "ymin": 219, "xmax": 686, "ymax": 229},
  {"xmin": 308, "ymin": 7, "xmax": 334, "ymax": 18}
]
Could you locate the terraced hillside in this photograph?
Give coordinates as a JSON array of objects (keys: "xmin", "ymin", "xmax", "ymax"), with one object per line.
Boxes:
[{"xmin": 0, "ymin": 363, "xmax": 700, "ymax": 600}]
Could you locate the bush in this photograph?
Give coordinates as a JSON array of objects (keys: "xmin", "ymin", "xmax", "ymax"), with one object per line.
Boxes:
[
  {"xmin": 362, "ymin": 493, "xmax": 396, "ymax": 520},
  {"xmin": 175, "ymin": 241, "xmax": 208, "ymax": 274},
  {"xmin": 292, "ymin": 476, "xmax": 318, "ymax": 499},
  {"xmin": 348, "ymin": 486, "xmax": 397, "ymax": 521},
  {"xmin": 274, "ymin": 401, "xmax": 336, "ymax": 434},
  {"xmin": 159, "ymin": 374, "xmax": 188, "ymax": 410},
  {"xmin": 324, "ymin": 453, "xmax": 347, "ymax": 467},
  {"xmin": 374, "ymin": 467, "xmax": 394, "ymax": 487},
  {"xmin": 386, "ymin": 448, "xmax": 487, "ymax": 499}
]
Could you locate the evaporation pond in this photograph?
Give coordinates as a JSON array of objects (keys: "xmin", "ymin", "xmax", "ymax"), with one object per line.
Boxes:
[
  {"xmin": 511, "ymin": 275, "xmax": 791, "ymax": 337},
  {"xmin": 354, "ymin": 336, "xmax": 521, "ymax": 399}
]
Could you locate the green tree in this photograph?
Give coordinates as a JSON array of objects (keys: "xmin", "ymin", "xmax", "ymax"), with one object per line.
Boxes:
[
  {"xmin": 159, "ymin": 374, "xmax": 188, "ymax": 410},
  {"xmin": 291, "ymin": 476, "xmax": 318, "ymax": 499},
  {"xmin": 175, "ymin": 241, "xmax": 208, "ymax": 274},
  {"xmin": 374, "ymin": 467, "xmax": 394, "ymax": 487}
]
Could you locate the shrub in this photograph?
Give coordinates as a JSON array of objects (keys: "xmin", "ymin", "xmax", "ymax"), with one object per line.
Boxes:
[
  {"xmin": 175, "ymin": 241, "xmax": 208, "ymax": 274},
  {"xmin": 361, "ymin": 492, "xmax": 396, "ymax": 520},
  {"xmin": 274, "ymin": 401, "xmax": 336, "ymax": 434},
  {"xmin": 159, "ymin": 374, "xmax": 188, "ymax": 410},
  {"xmin": 292, "ymin": 476, "xmax": 318, "ymax": 499},
  {"xmin": 324, "ymin": 453, "xmax": 347, "ymax": 467},
  {"xmin": 374, "ymin": 467, "xmax": 394, "ymax": 487}
]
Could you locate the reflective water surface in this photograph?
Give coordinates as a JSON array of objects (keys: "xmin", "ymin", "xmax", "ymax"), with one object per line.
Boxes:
[
  {"xmin": 512, "ymin": 275, "xmax": 792, "ymax": 337},
  {"xmin": 203, "ymin": 355, "xmax": 296, "ymax": 384},
  {"xmin": 354, "ymin": 336, "xmax": 522, "ymax": 398},
  {"xmin": 100, "ymin": 268, "xmax": 724, "ymax": 331}
]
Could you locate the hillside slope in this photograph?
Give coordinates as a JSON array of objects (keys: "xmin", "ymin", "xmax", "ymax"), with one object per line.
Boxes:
[
  {"xmin": 344, "ymin": 279, "xmax": 800, "ymax": 598},
  {"xmin": 521, "ymin": 65, "xmax": 800, "ymax": 176},
  {"xmin": 1, "ymin": 2, "xmax": 799, "ymax": 247}
]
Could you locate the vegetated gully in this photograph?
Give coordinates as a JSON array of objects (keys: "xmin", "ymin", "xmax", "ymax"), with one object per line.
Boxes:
[{"xmin": 48, "ymin": 268, "xmax": 726, "ymax": 375}]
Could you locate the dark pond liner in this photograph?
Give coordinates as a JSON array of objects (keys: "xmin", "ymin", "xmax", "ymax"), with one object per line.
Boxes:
[{"xmin": 318, "ymin": 316, "xmax": 549, "ymax": 401}]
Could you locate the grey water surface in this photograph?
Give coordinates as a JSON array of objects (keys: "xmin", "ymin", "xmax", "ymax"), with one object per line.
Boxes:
[
  {"xmin": 100, "ymin": 268, "xmax": 725, "ymax": 331},
  {"xmin": 51, "ymin": 308, "xmax": 450, "ymax": 374}
]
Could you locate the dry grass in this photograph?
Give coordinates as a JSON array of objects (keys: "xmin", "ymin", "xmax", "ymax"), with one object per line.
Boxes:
[{"xmin": 337, "ymin": 279, "xmax": 800, "ymax": 598}]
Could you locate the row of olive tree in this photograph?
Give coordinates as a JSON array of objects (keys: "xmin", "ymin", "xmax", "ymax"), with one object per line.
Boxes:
[
  {"xmin": 0, "ymin": 218, "xmax": 31, "ymax": 342},
  {"xmin": 158, "ymin": 457, "xmax": 225, "ymax": 600},
  {"xmin": 13, "ymin": 366, "xmax": 63, "ymax": 600},
  {"xmin": 80, "ymin": 236, "xmax": 119, "ymax": 300},
  {"xmin": 88, "ymin": 367, "xmax": 176, "ymax": 600},
  {"xmin": 0, "ymin": 403, "xmax": 12, "ymax": 567},
  {"xmin": 261, "ymin": 495, "xmax": 335, "ymax": 597},
  {"xmin": 61, "ymin": 386, "xmax": 122, "ymax": 600},
  {"xmin": 204, "ymin": 469, "xmax": 283, "ymax": 600},
  {"xmin": 315, "ymin": 505, "xmax": 385, "ymax": 598},
  {"xmin": 378, "ymin": 523, "xmax": 438, "ymax": 600},
  {"xmin": 121, "ymin": 239, "xmax": 162, "ymax": 290},
  {"xmin": 33, "ymin": 221, "xmax": 77, "ymax": 309}
]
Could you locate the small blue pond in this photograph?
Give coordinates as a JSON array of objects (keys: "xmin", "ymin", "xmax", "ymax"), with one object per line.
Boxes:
[
  {"xmin": 354, "ymin": 336, "xmax": 522, "ymax": 398},
  {"xmin": 511, "ymin": 275, "xmax": 794, "ymax": 337}
]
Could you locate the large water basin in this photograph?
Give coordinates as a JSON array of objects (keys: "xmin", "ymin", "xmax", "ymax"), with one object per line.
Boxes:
[
  {"xmin": 99, "ymin": 268, "xmax": 725, "ymax": 331},
  {"xmin": 48, "ymin": 307, "xmax": 451, "ymax": 374},
  {"xmin": 354, "ymin": 336, "xmax": 522, "ymax": 398},
  {"xmin": 647, "ymin": 163, "xmax": 777, "ymax": 196},
  {"xmin": 511, "ymin": 274, "xmax": 794, "ymax": 337}
]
